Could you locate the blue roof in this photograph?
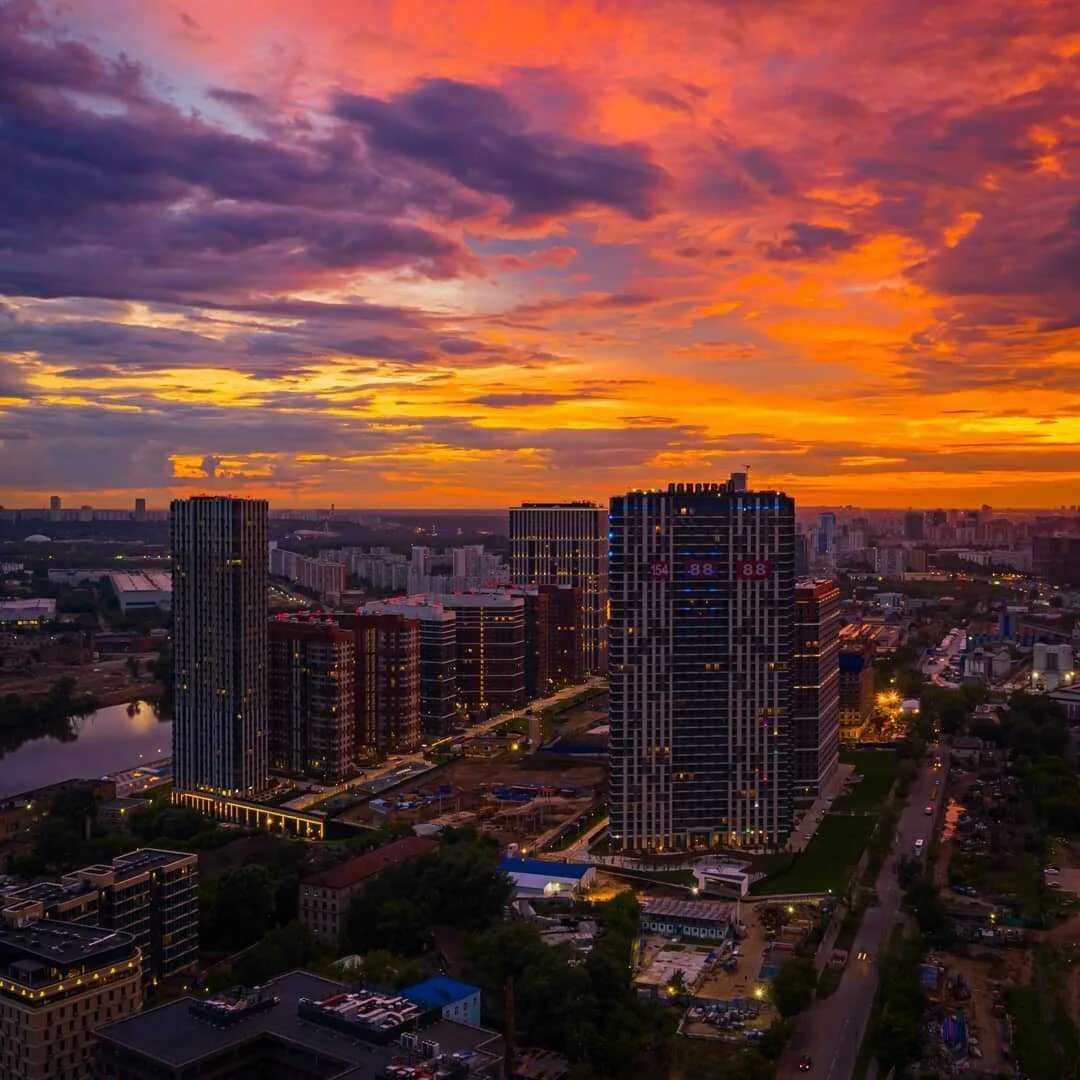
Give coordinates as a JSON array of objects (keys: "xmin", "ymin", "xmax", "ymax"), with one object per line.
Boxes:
[
  {"xmin": 498, "ymin": 857, "xmax": 592, "ymax": 880},
  {"xmin": 402, "ymin": 976, "xmax": 480, "ymax": 1009}
]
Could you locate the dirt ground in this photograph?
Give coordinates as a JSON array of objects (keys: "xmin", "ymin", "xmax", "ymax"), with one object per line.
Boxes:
[
  {"xmin": 0, "ymin": 655, "xmax": 151, "ymax": 705},
  {"xmin": 433, "ymin": 751, "xmax": 607, "ymax": 792},
  {"xmin": 696, "ymin": 911, "xmax": 771, "ymax": 1002}
]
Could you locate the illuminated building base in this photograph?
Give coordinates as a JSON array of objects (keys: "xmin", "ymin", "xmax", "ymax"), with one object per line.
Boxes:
[{"xmin": 173, "ymin": 790, "xmax": 326, "ymax": 839}]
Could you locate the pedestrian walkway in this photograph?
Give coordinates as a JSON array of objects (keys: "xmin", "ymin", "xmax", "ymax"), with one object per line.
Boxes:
[{"xmin": 786, "ymin": 762, "xmax": 855, "ymax": 852}]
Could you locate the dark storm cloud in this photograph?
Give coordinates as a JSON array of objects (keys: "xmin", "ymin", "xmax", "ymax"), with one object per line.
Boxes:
[
  {"xmin": 334, "ymin": 78, "xmax": 666, "ymax": 222},
  {"xmin": 764, "ymin": 222, "xmax": 860, "ymax": 261}
]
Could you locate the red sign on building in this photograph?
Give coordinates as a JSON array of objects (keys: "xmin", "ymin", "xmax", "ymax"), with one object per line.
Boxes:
[{"xmin": 651, "ymin": 561, "xmax": 671, "ymax": 579}]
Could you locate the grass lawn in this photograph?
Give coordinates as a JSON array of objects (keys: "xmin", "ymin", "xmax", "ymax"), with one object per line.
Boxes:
[
  {"xmin": 752, "ymin": 815, "xmax": 877, "ymax": 895},
  {"xmin": 832, "ymin": 749, "xmax": 900, "ymax": 813},
  {"xmin": 951, "ymin": 849, "xmax": 1044, "ymax": 922}
]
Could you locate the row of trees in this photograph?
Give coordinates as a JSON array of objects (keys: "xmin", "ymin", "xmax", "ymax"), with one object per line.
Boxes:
[{"xmin": 0, "ymin": 676, "xmax": 99, "ymax": 755}]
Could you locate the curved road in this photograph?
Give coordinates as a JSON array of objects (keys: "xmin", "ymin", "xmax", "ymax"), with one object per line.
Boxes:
[{"xmin": 777, "ymin": 758, "xmax": 942, "ymax": 1079}]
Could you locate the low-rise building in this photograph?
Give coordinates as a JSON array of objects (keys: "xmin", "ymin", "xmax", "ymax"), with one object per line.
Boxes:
[
  {"xmin": 640, "ymin": 897, "xmax": 737, "ymax": 942},
  {"xmin": 94, "ymin": 971, "xmax": 503, "ymax": 1079},
  {"xmin": 108, "ymin": 571, "xmax": 172, "ymax": 612},
  {"xmin": 299, "ymin": 837, "xmax": 438, "ymax": 944},
  {"xmin": 0, "ymin": 917, "xmax": 142, "ymax": 1080},
  {"xmin": 497, "ymin": 857, "xmax": 595, "ymax": 898},
  {"xmin": 402, "ymin": 976, "xmax": 482, "ymax": 1027}
]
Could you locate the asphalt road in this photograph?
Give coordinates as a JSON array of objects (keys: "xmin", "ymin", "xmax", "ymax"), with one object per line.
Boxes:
[{"xmin": 776, "ymin": 757, "xmax": 943, "ymax": 1079}]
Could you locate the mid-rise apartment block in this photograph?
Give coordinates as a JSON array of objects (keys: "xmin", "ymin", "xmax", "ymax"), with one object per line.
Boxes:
[
  {"xmin": 171, "ymin": 496, "xmax": 270, "ymax": 797},
  {"xmin": 268, "ymin": 617, "xmax": 356, "ymax": 782},
  {"xmin": 793, "ymin": 579, "xmax": 840, "ymax": 800},
  {"xmin": 0, "ymin": 917, "xmax": 142, "ymax": 1080},
  {"xmin": 509, "ymin": 502, "xmax": 608, "ymax": 675},
  {"xmin": 609, "ymin": 476, "xmax": 796, "ymax": 852},
  {"xmin": 0, "ymin": 849, "xmax": 198, "ymax": 983},
  {"xmin": 518, "ymin": 584, "xmax": 585, "ymax": 698}
]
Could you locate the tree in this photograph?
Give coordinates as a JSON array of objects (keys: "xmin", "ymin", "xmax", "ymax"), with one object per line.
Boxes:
[
  {"xmin": 207, "ymin": 864, "xmax": 275, "ymax": 950},
  {"xmin": 771, "ymin": 956, "xmax": 817, "ymax": 1018}
]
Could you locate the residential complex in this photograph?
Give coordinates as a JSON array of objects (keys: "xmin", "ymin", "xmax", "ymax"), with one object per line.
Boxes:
[
  {"xmin": 340, "ymin": 611, "xmax": 423, "ymax": 753},
  {"xmin": 509, "ymin": 502, "xmax": 609, "ymax": 675},
  {"xmin": 269, "ymin": 545, "xmax": 346, "ymax": 599},
  {"xmin": 171, "ymin": 496, "xmax": 270, "ymax": 797},
  {"xmin": 268, "ymin": 617, "xmax": 356, "ymax": 781},
  {"xmin": 0, "ymin": 848, "xmax": 199, "ymax": 982},
  {"xmin": 608, "ymin": 476, "xmax": 796, "ymax": 852},
  {"xmin": 441, "ymin": 593, "xmax": 527, "ymax": 714},
  {"xmin": 518, "ymin": 583, "xmax": 585, "ymax": 698},
  {"xmin": 793, "ymin": 579, "xmax": 841, "ymax": 799},
  {"xmin": 0, "ymin": 918, "xmax": 142, "ymax": 1080}
]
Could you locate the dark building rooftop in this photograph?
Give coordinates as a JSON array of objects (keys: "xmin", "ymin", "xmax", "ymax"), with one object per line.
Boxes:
[
  {"xmin": 303, "ymin": 837, "xmax": 437, "ymax": 891},
  {"xmin": 94, "ymin": 970, "xmax": 502, "ymax": 1078},
  {"xmin": 0, "ymin": 919, "xmax": 137, "ymax": 985}
]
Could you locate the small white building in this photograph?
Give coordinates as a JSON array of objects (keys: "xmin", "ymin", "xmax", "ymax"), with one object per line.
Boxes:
[{"xmin": 497, "ymin": 857, "xmax": 596, "ymax": 898}]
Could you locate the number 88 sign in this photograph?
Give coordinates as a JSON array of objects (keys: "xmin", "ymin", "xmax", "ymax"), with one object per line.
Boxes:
[{"xmin": 735, "ymin": 560, "xmax": 773, "ymax": 580}]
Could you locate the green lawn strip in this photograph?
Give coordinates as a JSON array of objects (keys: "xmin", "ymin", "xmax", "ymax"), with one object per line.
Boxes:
[
  {"xmin": 751, "ymin": 815, "xmax": 877, "ymax": 895},
  {"xmin": 833, "ymin": 749, "xmax": 900, "ymax": 813}
]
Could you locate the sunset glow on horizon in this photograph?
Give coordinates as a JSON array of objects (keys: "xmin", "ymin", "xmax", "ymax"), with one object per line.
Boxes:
[{"xmin": 1, "ymin": 0, "xmax": 1078, "ymax": 508}]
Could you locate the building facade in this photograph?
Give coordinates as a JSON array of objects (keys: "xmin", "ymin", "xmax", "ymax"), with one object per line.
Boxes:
[
  {"xmin": 356, "ymin": 599, "xmax": 458, "ymax": 736},
  {"xmin": 441, "ymin": 594, "xmax": 526, "ymax": 715},
  {"xmin": 171, "ymin": 496, "xmax": 269, "ymax": 797},
  {"xmin": 339, "ymin": 612, "xmax": 422, "ymax": 754},
  {"xmin": 609, "ymin": 477, "xmax": 796, "ymax": 852},
  {"xmin": 0, "ymin": 849, "xmax": 199, "ymax": 983},
  {"xmin": 519, "ymin": 584, "xmax": 585, "ymax": 699},
  {"xmin": 268, "ymin": 617, "xmax": 356, "ymax": 782},
  {"xmin": 793, "ymin": 579, "xmax": 840, "ymax": 800},
  {"xmin": 839, "ymin": 644, "xmax": 875, "ymax": 740},
  {"xmin": 509, "ymin": 502, "xmax": 608, "ymax": 675},
  {"xmin": 0, "ymin": 918, "xmax": 142, "ymax": 1080}
]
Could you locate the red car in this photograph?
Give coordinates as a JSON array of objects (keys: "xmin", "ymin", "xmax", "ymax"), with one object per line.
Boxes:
[{"xmin": 798, "ymin": 1055, "xmax": 813, "ymax": 1072}]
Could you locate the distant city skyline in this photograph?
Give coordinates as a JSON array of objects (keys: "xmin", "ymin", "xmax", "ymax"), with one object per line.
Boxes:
[{"xmin": 1, "ymin": 2, "xmax": 1077, "ymax": 510}]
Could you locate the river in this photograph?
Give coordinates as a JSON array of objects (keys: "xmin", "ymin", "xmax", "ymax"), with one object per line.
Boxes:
[{"xmin": 0, "ymin": 700, "xmax": 172, "ymax": 798}]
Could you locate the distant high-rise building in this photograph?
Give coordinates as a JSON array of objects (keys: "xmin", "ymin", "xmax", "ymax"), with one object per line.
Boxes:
[
  {"xmin": 356, "ymin": 599, "xmax": 457, "ymax": 736},
  {"xmin": 268, "ymin": 617, "xmax": 356, "ymax": 781},
  {"xmin": 509, "ymin": 502, "xmax": 608, "ymax": 675},
  {"xmin": 1033, "ymin": 534, "xmax": 1080, "ymax": 587},
  {"xmin": 49, "ymin": 495, "xmax": 61, "ymax": 511},
  {"xmin": 926, "ymin": 509, "xmax": 947, "ymax": 527},
  {"xmin": 609, "ymin": 477, "xmax": 796, "ymax": 852},
  {"xmin": 339, "ymin": 612, "xmax": 422, "ymax": 754},
  {"xmin": 793, "ymin": 580, "xmax": 840, "ymax": 800},
  {"xmin": 794, "ymin": 530, "xmax": 810, "ymax": 575},
  {"xmin": 133, "ymin": 496, "xmax": 147, "ymax": 521},
  {"xmin": 441, "ymin": 593, "xmax": 526, "ymax": 715},
  {"xmin": 903, "ymin": 510, "xmax": 924, "ymax": 541},
  {"xmin": 816, "ymin": 512, "xmax": 837, "ymax": 556},
  {"xmin": 171, "ymin": 496, "xmax": 269, "ymax": 797}
]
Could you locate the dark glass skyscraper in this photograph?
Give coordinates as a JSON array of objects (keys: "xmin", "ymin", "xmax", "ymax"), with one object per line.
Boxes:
[
  {"xmin": 793, "ymin": 579, "xmax": 840, "ymax": 800},
  {"xmin": 609, "ymin": 477, "xmax": 796, "ymax": 852},
  {"xmin": 171, "ymin": 496, "xmax": 269, "ymax": 797}
]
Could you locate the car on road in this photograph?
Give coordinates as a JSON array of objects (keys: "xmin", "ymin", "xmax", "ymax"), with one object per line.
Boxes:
[
  {"xmin": 924, "ymin": 803, "xmax": 933, "ymax": 815},
  {"xmin": 856, "ymin": 949, "xmax": 871, "ymax": 961},
  {"xmin": 913, "ymin": 838, "xmax": 925, "ymax": 856},
  {"xmin": 798, "ymin": 1055, "xmax": 813, "ymax": 1072},
  {"xmin": 1045, "ymin": 866, "xmax": 1060, "ymax": 875}
]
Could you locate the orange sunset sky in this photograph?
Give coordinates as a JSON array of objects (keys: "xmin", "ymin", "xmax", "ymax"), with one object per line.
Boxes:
[{"xmin": 0, "ymin": 0, "xmax": 1078, "ymax": 508}]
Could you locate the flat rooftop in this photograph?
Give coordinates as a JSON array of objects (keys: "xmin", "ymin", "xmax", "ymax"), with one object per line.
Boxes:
[
  {"xmin": 0, "ymin": 919, "xmax": 136, "ymax": 972},
  {"xmin": 95, "ymin": 970, "xmax": 502, "ymax": 1076},
  {"xmin": 109, "ymin": 570, "xmax": 171, "ymax": 593},
  {"xmin": 642, "ymin": 898, "xmax": 735, "ymax": 923}
]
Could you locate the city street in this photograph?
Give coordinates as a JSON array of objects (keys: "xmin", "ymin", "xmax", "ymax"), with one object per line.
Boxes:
[{"xmin": 777, "ymin": 757, "xmax": 943, "ymax": 1079}]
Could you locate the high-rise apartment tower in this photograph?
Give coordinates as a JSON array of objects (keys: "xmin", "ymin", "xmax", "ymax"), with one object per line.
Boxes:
[{"xmin": 609, "ymin": 477, "xmax": 795, "ymax": 852}]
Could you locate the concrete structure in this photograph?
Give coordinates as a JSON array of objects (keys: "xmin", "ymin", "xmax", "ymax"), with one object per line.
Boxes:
[
  {"xmin": 793, "ymin": 579, "xmax": 840, "ymax": 800},
  {"xmin": 497, "ymin": 857, "xmax": 595, "ymax": 898},
  {"xmin": 509, "ymin": 502, "xmax": 609, "ymax": 675},
  {"xmin": 270, "ymin": 546, "xmax": 346, "ymax": 600},
  {"xmin": 403, "ymin": 976, "xmax": 482, "ymax": 1027},
  {"xmin": 640, "ymin": 897, "xmax": 736, "ymax": 942},
  {"xmin": 339, "ymin": 612, "xmax": 422, "ymax": 754},
  {"xmin": 0, "ymin": 848, "xmax": 199, "ymax": 982},
  {"xmin": 94, "ymin": 971, "xmax": 503, "ymax": 1079},
  {"xmin": 609, "ymin": 476, "xmax": 796, "ymax": 852},
  {"xmin": 1032, "ymin": 642, "xmax": 1074, "ymax": 691},
  {"xmin": 441, "ymin": 593, "xmax": 526, "ymax": 715},
  {"xmin": 0, "ymin": 918, "xmax": 142, "ymax": 1080},
  {"xmin": 358, "ymin": 598, "xmax": 458, "ymax": 736},
  {"xmin": 171, "ymin": 496, "xmax": 270, "ymax": 798},
  {"xmin": 268, "ymin": 616, "xmax": 356, "ymax": 782},
  {"xmin": 0, "ymin": 598, "xmax": 56, "ymax": 625},
  {"xmin": 839, "ymin": 643, "xmax": 875, "ymax": 740},
  {"xmin": 299, "ymin": 837, "xmax": 437, "ymax": 944},
  {"xmin": 108, "ymin": 570, "xmax": 172, "ymax": 612}
]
